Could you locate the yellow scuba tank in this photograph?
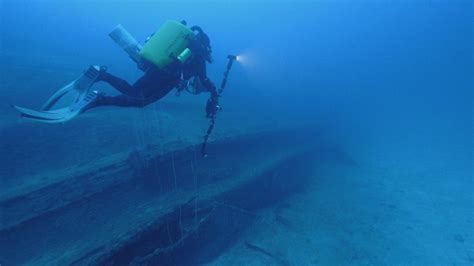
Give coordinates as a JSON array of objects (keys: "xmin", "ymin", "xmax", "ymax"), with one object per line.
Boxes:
[{"xmin": 140, "ymin": 20, "xmax": 194, "ymax": 69}]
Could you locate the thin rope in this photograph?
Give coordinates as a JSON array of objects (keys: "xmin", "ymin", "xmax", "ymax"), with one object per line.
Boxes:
[{"xmin": 191, "ymin": 146, "xmax": 199, "ymax": 230}]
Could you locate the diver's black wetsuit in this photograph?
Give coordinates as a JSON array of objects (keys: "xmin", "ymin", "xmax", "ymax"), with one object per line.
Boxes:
[
  {"xmin": 94, "ymin": 63, "xmax": 181, "ymax": 108},
  {"xmin": 89, "ymin": 26, "xmax": 217, "ymax": 110}
]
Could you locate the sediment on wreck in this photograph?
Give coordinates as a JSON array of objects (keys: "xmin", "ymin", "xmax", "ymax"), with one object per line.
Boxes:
[{"xmin": 0, "ymin": 128, "xmax": 349, "ymax": 265}]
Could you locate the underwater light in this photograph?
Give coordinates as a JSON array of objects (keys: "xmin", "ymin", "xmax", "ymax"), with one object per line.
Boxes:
[
  {"xmin": 234, "ymin": 54, "xmax": 248, "ymax": 65},
  {"xmin": 227, "ymin": 55, "xmax": 238, "ymax": 61}
]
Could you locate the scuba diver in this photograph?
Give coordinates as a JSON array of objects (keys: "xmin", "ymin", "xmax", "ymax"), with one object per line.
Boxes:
[
  {"xmin": 14, "ymin": 20, "xmax": 238, "ymax": 155},
  {"xmin": 87, "ymin": 24, "xmax": 220, "ymax": 117},
  {"xmin": 14, "ymin": 20, "xmax": 222, "ymax": 122}
]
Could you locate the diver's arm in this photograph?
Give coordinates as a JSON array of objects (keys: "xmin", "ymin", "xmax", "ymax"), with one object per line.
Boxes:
[
  {"xmin": 194, "ymin": 58, "xmax": 220, "ymax": 117},
  {"xmin": 202, "ymin": 78, "xmax": 219, "ymax": 98},
  {"xmin": 194, "ymin": 58, "xmax": 218, "ymax": 97}
]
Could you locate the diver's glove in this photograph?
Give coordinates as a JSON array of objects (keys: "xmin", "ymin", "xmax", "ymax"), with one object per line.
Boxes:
[{"xmin": 206, "ymin": 96, "xmax": 221, "ymax": 118}]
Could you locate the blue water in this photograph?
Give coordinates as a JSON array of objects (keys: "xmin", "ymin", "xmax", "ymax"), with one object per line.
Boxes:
[{"xmin": 0, "ymin": 1, "xmax": 472, "ymax": 265}]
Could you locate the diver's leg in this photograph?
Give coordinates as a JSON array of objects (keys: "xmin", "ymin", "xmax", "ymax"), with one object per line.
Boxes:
[
  {"xmin": 97, "ymin": 72, "xmax": 141, "ymax": 97},
  {"xmin": 142, "ymin": 82, "xmax": 176, "ymax": 100},
  {"xmin": 86, "ymin": 94, "xmax": 151, "ymax": 109},
  {"xmin": 98, "ymin": 66, "xmax": 164, "ymax": 97},
  {"xmin": 85, "ymin": 64, "xmax": 177, "ymax": 112},
  {"xmin": 84, "ymin": 82, "xmax": 175, "ymax": 112}
]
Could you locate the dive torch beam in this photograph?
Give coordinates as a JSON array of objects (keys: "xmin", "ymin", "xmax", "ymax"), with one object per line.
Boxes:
[{"xmin": 201, "ymin": 54, "xmax": 238, "ymax": 157}]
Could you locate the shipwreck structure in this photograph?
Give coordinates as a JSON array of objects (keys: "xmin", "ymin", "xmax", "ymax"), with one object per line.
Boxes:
[{"xmin": 1, "ymin": 128, "xmax": 347, "ymax": 265}]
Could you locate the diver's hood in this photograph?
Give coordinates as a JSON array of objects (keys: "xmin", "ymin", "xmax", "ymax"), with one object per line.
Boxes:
[{"xmin": 191, "ymin": 25, "xmax": 213, "ymax": 63}]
